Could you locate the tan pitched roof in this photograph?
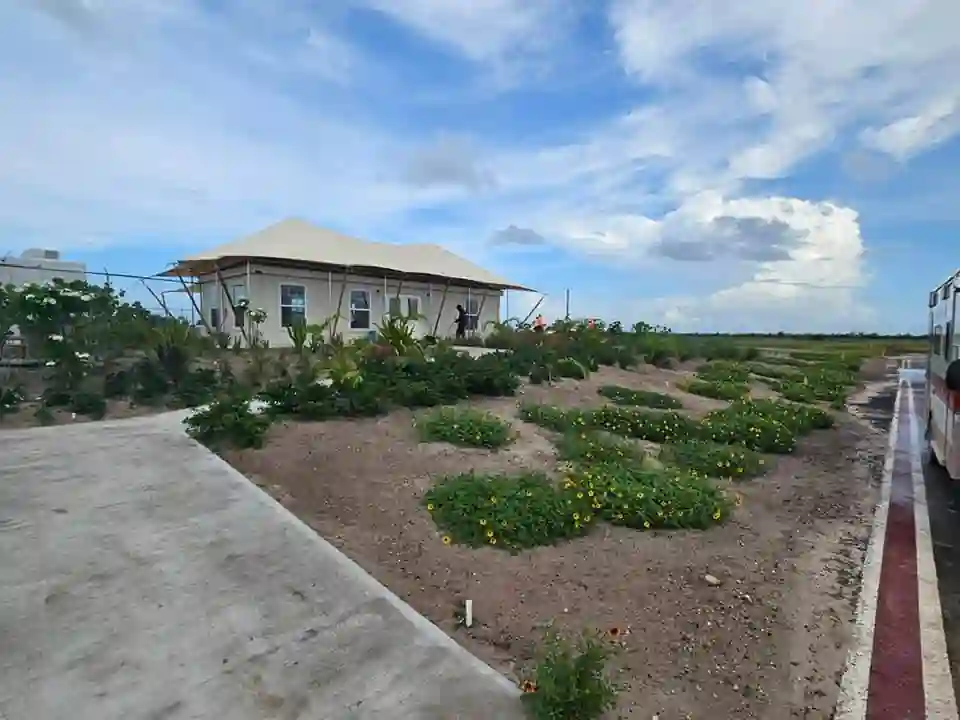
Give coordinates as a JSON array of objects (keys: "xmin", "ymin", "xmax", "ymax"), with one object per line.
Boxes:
[{"xmin": 160, "ymin": 218, "xmax": 533, "ymax": 291}]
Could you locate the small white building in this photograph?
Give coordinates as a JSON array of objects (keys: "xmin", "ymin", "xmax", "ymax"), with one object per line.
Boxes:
[
  {"xmin": 0, "ymin": 249, "xmax": 87, "ymax": 288},
  {"xmin": 161, "ymin": 218, "xmax": 533, "ymax": 347}
]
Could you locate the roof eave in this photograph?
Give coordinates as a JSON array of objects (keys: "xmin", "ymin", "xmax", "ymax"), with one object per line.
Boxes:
[{"xmin": 159, "ymin": 255, "xmax": 536, "ymax": 292}]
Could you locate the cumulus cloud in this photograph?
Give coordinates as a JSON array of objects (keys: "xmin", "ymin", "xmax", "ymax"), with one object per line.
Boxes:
[{"xmin": 1, "ymin": 0, "xmax": 957, "ymax": 332}]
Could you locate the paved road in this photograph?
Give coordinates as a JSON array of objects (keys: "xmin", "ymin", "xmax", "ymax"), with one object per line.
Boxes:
[{"xmin": 0, "ymin": 415, "xmax": 523, "ymax": 720}]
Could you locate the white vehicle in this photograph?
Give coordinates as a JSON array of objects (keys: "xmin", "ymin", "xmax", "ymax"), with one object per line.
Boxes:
[{"xmin": 927, "ymin": 270, "xmax": 960, "ymax": 478}]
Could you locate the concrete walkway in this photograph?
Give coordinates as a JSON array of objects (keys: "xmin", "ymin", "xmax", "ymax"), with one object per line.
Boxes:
[{"xmin": 0, "ymin": 415, "xmax": 523, "ymax": 720}]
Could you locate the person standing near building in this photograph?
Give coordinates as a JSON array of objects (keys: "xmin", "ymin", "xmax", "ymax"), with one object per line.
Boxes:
[{"xmin": 455, "ymin": 304, "xmax": 467, "ymax": 340}]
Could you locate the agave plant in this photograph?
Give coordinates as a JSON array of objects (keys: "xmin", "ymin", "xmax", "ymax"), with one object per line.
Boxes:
[{"xmin": 375, "ymin": 311, "xmax": 421, "ymax": 356}]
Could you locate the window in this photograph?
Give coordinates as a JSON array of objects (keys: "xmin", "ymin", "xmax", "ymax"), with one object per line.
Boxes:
[
  {"xmin": 230, "ymin": 283, "xmax": 248, "ymax": 328},
  {"xmin": 465, "ymin": 298, "xmax": 480, "ymax": 331},
  {"xmin": 349, "ymin": 289, "xmax": 371, "ymax": 330},
  {"xmin": 387, "ymin": 294, "xmax": 421, "ymax": 318},
  {"xmin": 210, "ymin": 308, "xmax": 220, "ymax": 330},
  {"xmin": 230, "ymin": 282, "xmax": 248, "ymax": 304},
  {"xmin": 946, "ymin": 322, "xmax": 953, "ymax": 358},
  {"xmin": 934, "ymin": 324, "xmax": 943, "ymax": 355},
  {"xmin": 280, "ymin": 284, "xmax": 306, "ymax": 327}
]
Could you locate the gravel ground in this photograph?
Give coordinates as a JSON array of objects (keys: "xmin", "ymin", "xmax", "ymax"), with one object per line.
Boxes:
[{"xmin": 225, "ymin": 364, "xmax": 893, "ymax": 719}]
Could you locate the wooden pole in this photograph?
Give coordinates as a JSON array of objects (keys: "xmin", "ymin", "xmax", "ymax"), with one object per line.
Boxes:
[
  {"xmin": 174, "ymin": 272, "xmax": 212, "ymax": 336},
  {"xmin": 330, "ymin": 268, "xmax": 349, "ymax": 336},
  {"xmin": 474, "ymin": 292, "xmax": 488, "ymax": 336},
  {"xmin": 141, "ymin": 279, "xmax": 174, "ymax": 318},
  {"xmin": 521, "ymin": 295, "xmax": 545, "ymax": 325},
  {"xmin": 432, "ymin": 279, "xmax": 452, "ymax": 337},
  {"xmin": 215, "ymin": 265, "xmax": 250, "ymax": 347}
]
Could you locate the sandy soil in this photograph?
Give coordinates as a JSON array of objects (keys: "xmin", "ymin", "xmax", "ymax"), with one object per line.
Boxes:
[{"xmin": 225, "ymin": 365, "xmax": 891, "ymax": 719}]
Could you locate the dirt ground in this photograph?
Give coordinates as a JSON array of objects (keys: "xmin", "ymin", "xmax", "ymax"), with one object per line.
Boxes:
[{"xmin": 225, "ymin": 363, "xmax": 893, "ymax": 719}]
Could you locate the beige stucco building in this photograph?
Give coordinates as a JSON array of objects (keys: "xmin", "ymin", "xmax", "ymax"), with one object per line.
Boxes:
[{"xmin": 162, "ymin": 219, "xmax": 532, "ymax": 348}]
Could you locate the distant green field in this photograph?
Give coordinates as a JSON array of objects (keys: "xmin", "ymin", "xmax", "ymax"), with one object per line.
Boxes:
[{"xmin": 676, "ymin": 334, "xmax": 927, "ymax": 356}]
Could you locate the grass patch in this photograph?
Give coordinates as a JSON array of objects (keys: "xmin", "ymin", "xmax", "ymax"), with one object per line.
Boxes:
[
  {"xmin": 660, "ymin": 440, "xmax": 767, "ymax": 481},
  {"xmin": 424, "ymin": 471, "xmax": 591, "ymax": 552},
  {"xmin": 597, "ymin": 384, "xmax": 682, "ymax": 409},
  {"xmin": 682, "ymin": 379, "xmax": 750, "ymax": 401},
  {"xmin": 416, "ymin": 407, "xmax": 514, "ymax": 449},
  {"xmin": 521, "ymin": 630, "xmax": 620, "ymax": 720}
]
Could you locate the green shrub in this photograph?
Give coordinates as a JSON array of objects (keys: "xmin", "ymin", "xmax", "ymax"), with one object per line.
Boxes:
[
  {"xmin": 682, "ymin": 379, "xmax": 749, "ymax": 401},
  {"xmin": 597, "ymin": 385, "xmax": 682, "ymax": 409},
  {"xmin": 0, "ymin": 382, "xmax": 24, "ymax": 419},
  {"xmin": 563, "ymin": 462, "xmax": 732, "ymax": 529},
  {"xmin": 518, "ymin": 403, "xmax": 588, "ymax": 433},
  {"xmin": 424, "ymin": 471, "xmax": 592, "ymax": 552},
  {"xmin": 70, "ymin": 390, "xmax": 107, "ymax": 419},
  {"xmin": 660, "ymin": 440, "xmax": 767, "ymax": 480},
  {"xmin": 554, "ymin": 431, "xmax": 640, "ymax": 464},
  {"xmin": 417, "ymin": 407, "xmax": 514, "ymax": 449},
  {"xmin": 730, "ymin": 398, "xmax": 834, "ymax": 434},
  {"xmin": 529, "ymin": 364, "xmax": 552, "ymax": 385},
  {"xmin": 521, "ymin": 630, "xmax": 620, "ymax": 720},
  {"xmin": 700, "ymin": 408, "xmax": 796, "ymax": 453},
  {"xmin": 588, "ymin": 406, "xmax": 699, "ymax": 442},
  {"xmin": 184, "ymin": 392, "xmax": 272, "ymax": 449},
  {"xmin": 555, "ymin": 357, "xmax": 588, "ymax": 379},
  {"xmin": 694, "ymin": 361, "xmax": 751, "ymax": 383}
]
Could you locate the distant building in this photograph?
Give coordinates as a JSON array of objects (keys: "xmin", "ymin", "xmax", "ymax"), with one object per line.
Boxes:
[
  {"xmin": 161, "ymin": 218, "xmax": 533, "ymax": 347},
  {"xmin": 0, "ymin": 249, "xmax": 87, "ymax": 288},
  {"xmin": 1, "ymin": 250, "xmax": 87, "ymax": 359}
]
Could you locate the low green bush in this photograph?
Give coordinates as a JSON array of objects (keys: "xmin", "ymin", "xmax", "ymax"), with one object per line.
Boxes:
[
  {"xmin": 563, "ymin": 462, "xmax": 732, "ymax": 529},
  {"xmin": 700, "ymin": 408, "xmax": 796, "ymax": 453},
  {"xmin": 416, "ymin": 407, "xmax": 514, "ymax": 449},
  {"xmin": 682, "ymin": 379, "xmax": 749, "ymax": 401},
  {"xmin": 184, "ymin": 392, "xmax": 272, "ymax": 449},
  {"xmin": 521, "ymin": 630, "xmax": 620, "ymax": 720},
  {"xmin": 695, "ymin": 361, "xmax": 751, "ymax": 383},
  {"xmin": 554, "ymin": 431, "xmax": 641, "ymax": 464},
  {"xmin": 597, "ymin": 384, "xmax": 682, "ymax": 409},
  {"xmin": 424, "ymin": 471, "xmax": 592, "ymax": 552},
  {"xmin": 588, "ymin": 406, "xmax": 699, "ymax": 442},
  {"xmin": 660, "ymin": 440, "xmax": 766, "ymax": 481},
  {"xmin": 555, "ymin": 357, "xmax": 589, "ymax": 379}
]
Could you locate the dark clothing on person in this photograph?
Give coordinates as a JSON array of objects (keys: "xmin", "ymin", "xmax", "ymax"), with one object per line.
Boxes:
[{"xmin": 455, "ymin": 306, "xmax": 467, "ymax": 339}]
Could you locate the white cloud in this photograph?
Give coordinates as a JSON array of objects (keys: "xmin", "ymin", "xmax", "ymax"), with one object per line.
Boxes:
[
  {"xmin": 0, "ymin": 0, "xmax": 956, "ymax": 332},
  {"xmin": 861, "ymin": 96, "xmax": 960, "ymax": 161}
]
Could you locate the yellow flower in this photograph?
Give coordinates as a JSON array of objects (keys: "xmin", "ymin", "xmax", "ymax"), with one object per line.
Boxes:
[
  {"xmin": 427, "ymin": 503, "xmax": 435, "ymax": 511},
  {"xmin": 573, "ymin": 513, "xmax": 580, "ymax": 521},
  {"xmin": 479, "ymin": 519, "xmax": 487, "ymax": 526},
  {"xmin": 643, "ymin": 520, "xmax": 650, "ymax": 529},
  {"xmin": 576, "ymin": 492, "xmax": 584, "ymax": 499},
  {"xmin": 486, "ymin": 530, "xmax": 494, "ymax": 538},
  {"xmin": 442, "ymin": 536, "xmax": 452, "ymax": 545},
  {"xmin": 489, "ymin": 537, "xmax": 497, "ymax": 545},
  {"xmin": 712, "ymin": 508, "xmax": 721, "ymax": 520}
]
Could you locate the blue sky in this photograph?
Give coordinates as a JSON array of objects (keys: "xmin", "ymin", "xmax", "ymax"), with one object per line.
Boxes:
[{"xmin": 2, "ymin": 0, "xmax": 958, "ymax": 333}]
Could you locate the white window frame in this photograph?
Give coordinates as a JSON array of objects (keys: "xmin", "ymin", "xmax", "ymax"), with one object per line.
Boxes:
[
  {"xmin": 349, "ymin": 288, "xmax": 372, "ymax": 330},
  {"xmin": 279, "ymin": 283, "xmax": 307, "ymax": 328},
  {"xmin": 465, "ymin": 297, "xmax": 480, "ymax": 331},
  {"xmin": 386, "ymin": 293, "xmax": 421, "ymax": 319}
]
